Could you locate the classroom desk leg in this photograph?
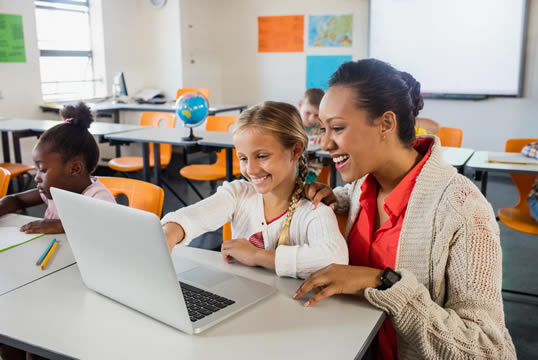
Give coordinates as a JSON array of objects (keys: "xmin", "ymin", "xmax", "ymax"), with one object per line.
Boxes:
[
  {"xmin": 1, "ymin": 131, "xmax": 10, "ymax": 163},
  {"xmin": 142, "ymin": 143, "xmax": 150, "ymax": 182},
  {"xmin": 330, "ymin": 163, "xmax": 337, "ymax": 188},
  {"xmin": 153, "ymin": 143, "xmax": 161, "ymax": 187},
  {"xmin": 480, "ymin": 171, "xmax": 488, "ymax": 196},
  {"xmin": 225, "ymin": 148, "xmax": 233, "ymax": 182}
]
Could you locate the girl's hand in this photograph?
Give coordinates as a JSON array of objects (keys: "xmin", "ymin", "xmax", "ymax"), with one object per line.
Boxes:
[
  {"xmin": 20, "ymin": 219, "xmax": 64, "ymax": 234},
  {"xmin": 294, "ymin": 264, "xmax": 384, "ymax": 307},
  {"xmin": 304, "ymin": 182, "xmax": 337, "ymax": 210},
  {"xmin": 221, "ymin": 238, "xmax": 261, "ymax": 267}
]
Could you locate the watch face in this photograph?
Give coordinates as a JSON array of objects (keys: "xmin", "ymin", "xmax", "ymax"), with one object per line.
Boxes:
[{"xmin": 385, "ymin": 269, "xmax": 401, "ymax": 283}]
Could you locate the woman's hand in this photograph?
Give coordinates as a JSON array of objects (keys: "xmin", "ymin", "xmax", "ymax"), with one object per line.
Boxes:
[
  {"xmin": 20, "ymin": 219, "xmax": 64, "ymax": 234},
  {"xmin": 163, "ymin": 222, "xmax": 185, "ymax": 252},
  {"xmin": 294, "ymin": 264, "xmax": 384, "ymax": 306},
  {"xmin": 304, "ymin": 182, "xmax": 337, "ymax": 210}
]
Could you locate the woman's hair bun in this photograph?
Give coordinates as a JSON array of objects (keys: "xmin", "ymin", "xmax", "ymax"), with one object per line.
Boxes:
[{"xmin": 400, "ymin": 71, "xmax": 424, "ymax": 117}]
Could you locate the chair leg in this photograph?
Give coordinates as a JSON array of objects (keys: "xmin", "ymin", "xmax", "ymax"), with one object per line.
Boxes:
[
  {"xmin": 184, "ymin": 178, "xmax": 204, "ymax": 200},
  {"xmin": 161, "ymin": 179, "xmax": 188, "ymax": 207}
]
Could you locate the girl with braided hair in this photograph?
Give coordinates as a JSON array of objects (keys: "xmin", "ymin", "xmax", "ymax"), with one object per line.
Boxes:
[{"xmin": 161, "ymin": 101, "xmax": 348, "ymax": 279}]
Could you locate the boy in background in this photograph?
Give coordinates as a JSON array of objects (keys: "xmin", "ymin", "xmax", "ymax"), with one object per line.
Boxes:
[{"xmin": 298, "ymin": 88, "xmax": 325, "ymax": 183}]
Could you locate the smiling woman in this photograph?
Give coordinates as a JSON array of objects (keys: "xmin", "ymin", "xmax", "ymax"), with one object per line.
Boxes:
[{"xmin": 296, "ymin": 59, "xmax": 516, "ymax": 359}]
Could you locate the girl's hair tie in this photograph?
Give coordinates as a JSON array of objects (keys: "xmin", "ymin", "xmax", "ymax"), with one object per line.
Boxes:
[{"xmin": 64, "ymin": 118, "xmax": 73, "ymax": 124}]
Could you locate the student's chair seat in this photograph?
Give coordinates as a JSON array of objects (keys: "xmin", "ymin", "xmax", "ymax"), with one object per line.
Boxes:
[
  {"xmin": 497, "ymin": 138, "xmax": 538, "ymax": 235},
  {"xmin": 0, "ymin": 167, "xmax": 11, "ymax": 198},
  {"xmin": 176, "ymin": 88, "xmax": 210, "ymax": 100},
  {"xmin": 107, "ymin": 112, "xmax": 176, "ymax": 173},
  {"xmin": 180, "ymin": 116, "xmax": 241, "ymax": 199},
  {"xmin": 435, "ymin": 127, "xmax": 463, "ymax": 147},
  {"xmin": 0, "ymin": 162, "xmax": 34, "ymax": 192},
  {"xmin": 97, "ymin": 176, "xmax": 164, "ymax": 218}
]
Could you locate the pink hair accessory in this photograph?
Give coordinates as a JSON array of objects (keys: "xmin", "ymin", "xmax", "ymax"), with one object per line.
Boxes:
[{"xmin": 64, "ymin": 118, "xmax": 73, "ymax": 123}]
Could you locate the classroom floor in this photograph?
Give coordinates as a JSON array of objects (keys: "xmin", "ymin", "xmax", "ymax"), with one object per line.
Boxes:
[{"xmin": 21, "ymin": 151, "xmax": 538, "ymax": 359}]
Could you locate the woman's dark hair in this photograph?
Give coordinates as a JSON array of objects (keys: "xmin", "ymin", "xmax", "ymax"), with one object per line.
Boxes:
[
  {"xmin": 38, "ymin": 102, "xmax": 99, "ymax": 173},
  {"xmin": 328, "ymin": 58, "xmax": 424, "ymax": 146}
]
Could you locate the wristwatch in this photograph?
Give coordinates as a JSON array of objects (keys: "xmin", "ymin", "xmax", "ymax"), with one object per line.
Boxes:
[{"xmin": 377, "ymin": 267, "xmax": 401, "ymax": 290}]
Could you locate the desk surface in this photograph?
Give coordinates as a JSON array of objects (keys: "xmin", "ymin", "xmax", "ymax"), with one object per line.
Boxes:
[
  {"xmin": 0, "ymin": 118, "xmax": 143, "ymax": 136},
  {"xmin": 466, "ymin": 151, "xmax": 538, "ymax": 174},
  {"xmin": 197, "ymin": 132, "xmax": 322, "ymax": 153},
  {"xmin": 0, "ymin": 214, "xmax": 75, "ymax": 296},
  {"xmin": 316, "ymin": 147, "xmax": 474, "ymax": 167},
  {"xmin": 105, "ymin": 126, "xmax": 203, "ymax": 145},
  {"xmin": 0, "ymin": 246, "xmax": 384, "ymax": 360},
  {"xmin": 41, "ymin": 102, "xmax": 247, "ymax": 115}
]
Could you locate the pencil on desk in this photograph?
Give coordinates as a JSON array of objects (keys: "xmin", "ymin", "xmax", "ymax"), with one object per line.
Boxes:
[
  {"xmin": 36, "ymin": 238, "xmax": 56, "ymax": 265},
  {"xmin": 487, "ymin": 160, "xmax": 536, "ymax": 165},
  {"xmin": 40, "ymin": 241, "xmax": 58, "ymax": 270}
]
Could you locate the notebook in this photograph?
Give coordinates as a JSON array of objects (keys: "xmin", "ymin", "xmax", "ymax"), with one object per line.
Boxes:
[{"xmin": 51, "ymin": 187, "xmax": 275, "ymax": 334}]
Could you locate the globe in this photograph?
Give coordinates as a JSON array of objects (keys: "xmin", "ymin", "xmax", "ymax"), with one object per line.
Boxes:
[{"xmin": 175, "ymin": 92, "xmax": 209, "ymax": 140}]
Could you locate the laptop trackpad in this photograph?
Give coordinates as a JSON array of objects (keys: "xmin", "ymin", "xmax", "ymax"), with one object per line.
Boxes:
[{"xmin": 178, "ymin": 267, "xmax": 234, "ymax": 289}]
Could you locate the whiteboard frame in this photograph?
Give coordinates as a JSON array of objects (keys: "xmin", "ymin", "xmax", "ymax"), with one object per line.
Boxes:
[{"xmin": 367, "ymin": 0, "xmax": 530, "ymax": 99}]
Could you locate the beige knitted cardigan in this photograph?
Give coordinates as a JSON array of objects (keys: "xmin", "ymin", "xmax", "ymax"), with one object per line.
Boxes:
[{"xmin": 334, "ymin": 136, "xmax": 516, "ymax": 359}]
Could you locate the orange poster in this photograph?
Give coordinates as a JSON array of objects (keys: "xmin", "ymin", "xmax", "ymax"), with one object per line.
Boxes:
[{"xmin": 258, "ymin": 15, "xmax": 304, "ymax": 53}]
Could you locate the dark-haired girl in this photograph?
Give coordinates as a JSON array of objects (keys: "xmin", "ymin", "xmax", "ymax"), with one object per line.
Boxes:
[
  {"xmin": 294, "ymin": 59, "xmax": 515, "ymax": 359},
  {"xmin": 0, "ymin": 102, "xmax": 115, "ymax": 234}
]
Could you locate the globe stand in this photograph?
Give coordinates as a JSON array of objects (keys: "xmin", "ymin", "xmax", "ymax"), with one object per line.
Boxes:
[{"xmin": 181, "ymin": 127, "xmax": 202, "ymax": 141}]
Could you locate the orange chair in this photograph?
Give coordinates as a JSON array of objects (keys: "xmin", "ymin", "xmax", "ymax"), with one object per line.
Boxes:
[
  {"xmin": 176, "ymin": 88, "xmax": 210, "ymax": 100},
  {"xmin": 316, "ymin": 165, "xmax": 331, "ymax": 186},
  {"xmin": 0, "ymin": 167, "xmax": 11, "ymax": 198},
  {"xmin": 180, "ymin": 116, "xmax": 241, "ymax": 199},
  {"xmin": 0, "ymin": 162, "xmax": 34, "ymax": 192},
  {"xmin": 223, "ymin": 222, "xmax": 232, "ymax": 241},
  {"xmin": 97, "ymin": 176, "xmax": 165, "ymax": 218},
  {"xmin": 435, "ymin": 127, "xmax": 463, "ymax": 147},
  {"xmin": 497, "ymin": 138, "xmax": 538, "ymax": 235},
  {"xmin": 108, "ymin": 112, "xmax": 176, "ymax": 172}
]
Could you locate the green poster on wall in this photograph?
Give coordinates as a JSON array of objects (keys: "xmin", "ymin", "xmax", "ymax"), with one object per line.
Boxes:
[{"xmin": 0, "ymin": 13, "xmax": 27, "ymax": 62}]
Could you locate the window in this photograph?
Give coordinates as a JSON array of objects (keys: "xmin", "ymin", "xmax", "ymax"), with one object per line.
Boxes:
[{"xmin": 35, "ymin": 0, "xmax": 102, "ymax": 101}]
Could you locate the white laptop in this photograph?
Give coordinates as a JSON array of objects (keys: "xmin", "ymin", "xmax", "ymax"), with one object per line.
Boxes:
[{"xmin": 51, "ymin": 187, "xmax": 275, "ymax": 334}]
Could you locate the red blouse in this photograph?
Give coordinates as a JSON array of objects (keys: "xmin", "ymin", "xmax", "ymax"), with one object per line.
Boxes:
[{"xmin": 347, "ymin": 137, "xmax": 433, "ymax": 360}]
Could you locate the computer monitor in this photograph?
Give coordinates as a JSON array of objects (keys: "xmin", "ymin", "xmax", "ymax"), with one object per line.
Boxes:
[{"xmin": 112, "ymin": 72, "xmax": 128, "ymax": 97}]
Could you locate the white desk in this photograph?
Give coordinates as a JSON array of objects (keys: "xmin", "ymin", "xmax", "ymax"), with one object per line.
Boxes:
[
  {"xmin": 316, "ymin": 147, "xmax": 475, "ymax": 188},
  {"xmin": 0, "ymin": 246, "xmax": 384, "ymax": 360},
  {"xmin": 0, "ymin": 214, "xmax": 75, "ymax": 296},
  {"xmin": 0, "ymin": 118, "xmax": 144, "ymax": 164},
  {"xmin": 41, "ymin": 102, "xmax": 247, "ymax": 125},
  {"xmin": 465, "ymin": 151, "xmax": 538, "ymax": 195}
]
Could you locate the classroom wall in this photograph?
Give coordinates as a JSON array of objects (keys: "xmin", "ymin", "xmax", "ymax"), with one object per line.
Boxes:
[
  {"xmin": 0, "ymin": 0, "xmax": 43, "ymax": 119},
  {"xmin": 179, "ymin": 0, "xmax": 538, "ymax": 151}
]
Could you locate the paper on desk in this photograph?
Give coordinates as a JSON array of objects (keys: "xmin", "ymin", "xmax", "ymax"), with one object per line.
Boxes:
[
  {"xmin": 487, "ymin": 153, "xmax": 538, "ymax": 165},
  {"xmin": 0, "ymin": 226, "xmax": 44, "ymax": 252}
]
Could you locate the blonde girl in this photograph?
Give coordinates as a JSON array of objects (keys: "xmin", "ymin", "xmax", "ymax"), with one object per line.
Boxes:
[{"xmin": 161, "ymin": 101, "xmax": 348, "ymax": 278}]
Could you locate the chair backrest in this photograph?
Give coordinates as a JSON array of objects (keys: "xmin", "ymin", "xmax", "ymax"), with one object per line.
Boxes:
[
  {"xmin": 205, "ymin": 116, "xmax": 240, "ymax": 167},
  {"xmin": 0, "ymin": 167, "xmax": 11, "ymax": 198},
  {"xmin": 139, "ymin": 112, "xmax": 177, "ymax": 166},
  {"xmin": 97, "ymin": 176, "xmax": 165, "ymax": 218},
  {"xmin": 435, "ymin": 127, "xmax": 463, "ymax": 147},
  {"xmin": 505, "ymin": 138, "xmax": 538, "ymax": 212},
  {"xmin": 316, "ymin": 165, "xmax": 331, "ymax": 186},
  {"xmin": 176, "ymin": 88, "xmax": 210, "ymax": 100}
]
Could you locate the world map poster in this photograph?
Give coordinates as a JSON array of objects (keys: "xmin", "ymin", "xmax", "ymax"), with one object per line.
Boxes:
[{"xmin": 308, "ymin": 15, "xmax": 352, "ymax": 48}]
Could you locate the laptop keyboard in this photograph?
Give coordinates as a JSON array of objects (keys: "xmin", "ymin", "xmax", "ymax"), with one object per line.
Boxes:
[{"xmin": 179, "ymin": 282, "xmax": 236, "ymax": 323}]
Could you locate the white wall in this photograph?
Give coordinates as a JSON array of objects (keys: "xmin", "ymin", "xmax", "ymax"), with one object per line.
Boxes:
[
  {"xmin": 180, "ymin": 0, "xmax": 538, "ymax": 151},
  {"xmin": 0, "ymin": 0, "xmax": 43, "ymax": 119},
  {"xmin": 180, "ymin": 0, "xmax": 366, "ymax": 106}
]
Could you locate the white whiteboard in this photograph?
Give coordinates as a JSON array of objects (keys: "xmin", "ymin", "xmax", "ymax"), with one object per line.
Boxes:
[{"xmin": 369, "ymin": 0, "xmax": 528, "ymax": 97}]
